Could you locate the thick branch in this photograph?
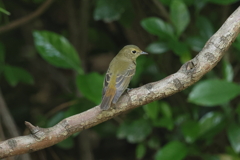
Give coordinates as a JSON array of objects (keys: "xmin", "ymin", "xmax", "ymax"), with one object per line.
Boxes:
[
  {"xmin": 0, "ymin": 0, "xmax": 54, "ymax": 34},
  {"xmin": 0, "ymin": 6, "xmax": 240, "ymax": 159}
]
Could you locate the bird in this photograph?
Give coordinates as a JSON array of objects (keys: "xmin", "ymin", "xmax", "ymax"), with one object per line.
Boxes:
[{"xmin": 100, "ymin": 45, "xmax": 148, "ymax": 110}]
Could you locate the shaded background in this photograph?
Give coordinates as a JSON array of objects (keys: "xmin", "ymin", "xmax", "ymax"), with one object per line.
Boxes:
[{"xmin": 1, "ymin": 0, "xmax": 240, "ymax": 160}]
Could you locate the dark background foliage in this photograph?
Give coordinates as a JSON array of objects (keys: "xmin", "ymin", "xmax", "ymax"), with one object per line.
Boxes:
[{"xmin": 1, "ymin": 0, "xmax": 240, "ymax": 159}]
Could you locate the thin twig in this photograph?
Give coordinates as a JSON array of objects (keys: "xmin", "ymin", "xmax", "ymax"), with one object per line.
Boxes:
[
  {"xmin": 45, "ymin": 100, "xmax": 77, "ymax": 118},
  {"xmin": 0, "ymin": 0, "xmax": 54, "ymax": 34}
]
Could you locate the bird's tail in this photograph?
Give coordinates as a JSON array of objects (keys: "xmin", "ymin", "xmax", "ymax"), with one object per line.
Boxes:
[{"xmin": 100, "ymin": 87, "xmax": 116, "ymax": 110}]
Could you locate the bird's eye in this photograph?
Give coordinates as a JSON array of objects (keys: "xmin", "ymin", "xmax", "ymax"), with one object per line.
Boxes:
[{"xmin": 132, "ymin": 50, "xmax": 136, "ymax": 54}]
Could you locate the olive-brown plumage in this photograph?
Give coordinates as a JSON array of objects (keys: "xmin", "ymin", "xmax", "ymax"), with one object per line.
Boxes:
[{"xmin": 100, "ymin": 45, "xmax": 147, "ymax": 110}]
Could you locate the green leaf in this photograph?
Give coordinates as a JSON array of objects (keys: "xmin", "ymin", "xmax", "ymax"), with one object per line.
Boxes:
[
  {"xmin": 196, "ymin": 16, "xmax": 214, "ymax": 39},
  {"xmin": 136, "ymin": 143, "xmax": 146, "ymax": 159},
  {"xmin": 144, "ymin": 101, "xmax": 161, "ymax": 120},
  {"xmin": 141, "ymin": 17, "xmax": 174, "ymax": 39},
  {"xmin": 117, "ymin": 119, "xmax": 152, "ymax": 143},
  {"xmin": 145, "ymin": 101, "xmax": 173, "ymax": 130},
  {"xmin": 47, "ymin": 111, "xmax": 65, "ymax": 127},
  {"xmin": 186, "ymin": 36, "xmax": 206, "ymax": 52},
  {"xmin": 146, "ymin": 42, "xmax": 169, "ymax": 54},
  {"xmin": 181, "ymin": 112, "xmax": 225, "ymax": 142},
  {"xmin": 144, "ymin": 101, "xmax": 172, "ymax": 119},
  {"xmin": 93, "ymin": 0, "xmax": 129, "ymax": 22},
  {"xmin": 0, "ymin": 7, "xmax": 10, "ymax": 15},
  {"xmin": 188, "ymin": 79, "xmax": 240, "ymax": 106},
  {"xmin": 227, "ymin": 123, "xmax": 240, "ymax": 153},
  {"xmin": 167, "ymin": 39, "xmax": 191, "ymax": 63},
  {"xmin": 198, "ymin": 112, "xmax": 224, "ymax": 136},
  {"xmin": 57, "ymin": 137, "xmax": 74, "ymax": 149},
  {"xmin": 153, "ymin": 117, "xmax": 174, "ymax": 130},
  {"xmin": 160, "ymin": 101, "xmax": 172, "ymax": 118},
  {"xmin": 76, "ymin": 72, "xmax": 104, "ymax": 104},
  {"xmin": 33, "ymin": 30, "xmax": 83, "ymax": 74},
  {"xmin": 181, "ymin": 121, "xmax": 200, "ymax": 143},
  {"xmin": 204, "ymin": 0, "xmax": 239, "ymax": 5},
  {"xmin": 64, "ymin": 99, "xmax": 95, "ymax": 118},
  {"xmin": 175, "ymin": 113, "xmax": 191, "ymax": 125},
  {"xmin": 170, "ymin": 0, "xmax": 190, "ymax": 36},
  {"xmin": 3, "ymin": 65, "xmax": 34, "ymax": 87},
  {"xmin": 236, "ymin": 35, "xmax": 240, "ymax": 43},
  {"xmin": 222, "ymin": 60, "xmax": 233, "ymax": 82},
  {"xmin": 233, "ymin": 35, "xmax": 240, "ymax": 52},
  {"xmin": 147, "ymin": 136, "xmax": 160, "ymax": 149},
  {"xmin": 155, "ymin": 141, "xmax": 188, "ymax": 160}
]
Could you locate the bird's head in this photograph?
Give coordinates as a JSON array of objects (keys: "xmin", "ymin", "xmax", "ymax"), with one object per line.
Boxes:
[{"xmin": 119, "ymin": 45, "xmax": 148, "ymax": 60}]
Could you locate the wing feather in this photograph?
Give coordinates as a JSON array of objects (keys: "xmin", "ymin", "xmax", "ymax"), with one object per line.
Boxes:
[
  {"xmin": 101, "ymin": 61, "xmax": 136, "ymax": 109},
  {"xmin": 112, "ymin": 66, "xmax": 135, "ymax": 104},
  {"xmin": 102, "ymin": 68, "xmax": 111, "ymax": 97}
]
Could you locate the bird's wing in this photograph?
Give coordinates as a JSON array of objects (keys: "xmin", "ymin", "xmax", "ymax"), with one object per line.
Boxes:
[
  {"xmin": 102, "ymin": 68, "xmax": 111, "ymax": 97},
  {"xmin": 100, "ymin": 68, "xmax": 117, "ymax": 110},
  {"xmin": 112, "ymin": 65, "xmax": 136, "ymax": 104}
]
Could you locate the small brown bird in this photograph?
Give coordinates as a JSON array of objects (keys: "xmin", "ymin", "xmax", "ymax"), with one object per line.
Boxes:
[{"xmin": 100, "ymin": 45, "xmax": 148, "ymax": 110}]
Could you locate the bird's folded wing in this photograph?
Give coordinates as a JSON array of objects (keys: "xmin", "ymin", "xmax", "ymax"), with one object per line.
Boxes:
[{"xmin": 112, "ymin": 66, "xmax": 136, "ymax": 104}]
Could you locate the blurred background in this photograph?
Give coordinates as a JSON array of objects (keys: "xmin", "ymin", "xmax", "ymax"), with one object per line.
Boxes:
[{"xmin": 0, "ymin": 0, "xmax": 240, "ymax": 160}]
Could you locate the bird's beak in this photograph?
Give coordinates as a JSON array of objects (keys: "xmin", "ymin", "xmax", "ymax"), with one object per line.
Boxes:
[{"xmin": 141, "ymin": 51, "xmax": 148, "ymax": 55}]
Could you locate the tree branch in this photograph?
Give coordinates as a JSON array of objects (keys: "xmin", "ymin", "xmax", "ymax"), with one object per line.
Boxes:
[
  {"xmin": 0, "ymin": 0, "xmax": 54, "ymax": 34},
  {"xmin": 0, "ymin": 6, "xmax": 240, "ymax": 159}
]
